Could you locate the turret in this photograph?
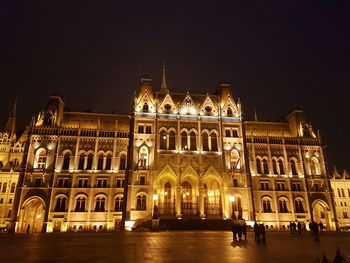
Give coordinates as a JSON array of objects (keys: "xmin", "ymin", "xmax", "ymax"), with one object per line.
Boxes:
[{"xmin": 5, "ymin": 100, "xmax": 17, "ymax": 138}]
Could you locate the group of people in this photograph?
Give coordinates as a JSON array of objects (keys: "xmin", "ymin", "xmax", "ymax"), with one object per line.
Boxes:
[
  {"xmin": 289, "ymin": 221, "xmax": 302, "ymax": 234},
  {"xmin": 231, "ymin": 221, "xmax": 247, "ymax": 241},
  {"xmin": 253, "ymin": 222, "xmax": 266, "ymax": 242}
]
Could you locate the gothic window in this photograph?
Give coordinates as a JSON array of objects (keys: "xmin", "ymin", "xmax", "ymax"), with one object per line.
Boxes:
[
  {"xmin": 169, "ymin": 130, "xmax": 176, "ymax": 150},
  {"xmin": 295, "ymin": 199, "xmax": 304, "ymax": 213},
  {"xmin": 74, "ymin": 197, "xmax": 86, "ymax": 212},
  {"xmin": 310, "ymin": 157, "xmax": 320, "ymax": 175},
  {"xmin": 278, "ymin": 159, "xmax": 285, "ymax": 175},
  {"xmin": 227, "ymin": 107, "xmax": 233, "ymax": 117},
  {"xmin": 160, "ymin": 130, "xmax": 167, "ymax": 149},
  {"xmin": 342, "ymin": 188, "xmax": 346, "ymax": 197},
  {"xmin": 119, "ymin": 155, "xmax": 126, "ymax": 170},
  {"xmin": 182, "ymin": 181, "xmax": 192, "ymax": 203},
  {"xmin": 62, "ymin": 152, "xmax": 71, "ymax": 170},
  {"xmin": 291, "ymin": 159, "xmax": 298, "ymax": 175},
  {"xmin": 78, "ymin": 153, "xmax": 86, "ymax": 170},
  {"xmin": 190, "ymin": 132, "xmax": 197, "ymax": 151},
  {"xmin": 105, "ymin": 154, "xmax": 112, "ymax": 170},
  {"xmin": 10, "ymin": 183, "xmax": 15, "ymax": 193},
  {"xmin": 225, "ymin": 129, "xmax": 231, "ymax": 137},
  {"xmin": 262, "ymin": 198, "xmax": 272, "ymax": 213},
  {"xmin": 142, "ymin": 103, "xmax": 149, "ymax": 113},
  {"xmin": 256, "ymin": 159, "xmax": 262, "ymax": 174},
  {"xmin": 272, "ymin": 159, "xmax": 278, "ymax": 174},
  {"xmin": 278, "ymin": 199, "xmax": 288, "ymax": 213},
  {"xmin": 164, "ymin": 182, "xmax": 171, "ymax": 202},
  {"xmin": 136, "ymin": 195, "xmax": 147, "ymax": 210},
  {"xmin": 202, "ymin": 133, "xmax": 209, "ymax": 151},
  {"xmin": 262, "ymin": 159, "xmax": 269, "ymax": 174},
  {"xmin": 11, "ymin": 159, "xmax": 19, "ymax": 169},
  {"xmin": 97, "ymin": 153, "xmax": 104, "ymax": 170},
  {"xmin": 54, "ymin": 197, "xmax": 67, "ymax": 212},
  {"xmin": 210, "ymin": 133, "xmax": 218, "ymax": 151},
  {"xmin": 181, "ymin": 131, "xmax": 188, "ymax": 150},
  {"xmin": 2, "ymin": 183, "xmax": 7, "ymax": 193},
  {"xmin": 139, "ymin": 146, "xmax": 149, "ymax": 168},
  {"xmin": 95, "ymin": 197, "xmax": 106, "ymax": 212},
  {"xmin": 230, "ymin": 149, "xmax": 240, "ymax": 170},
  {"xmin": 114, "ymin": 197, "xmax": 123, "ymax": 212},
  {"xmin": 36, "ymin": 148, "xmax": 47, "ymax": 169},
  {"xmin": 86, "ymin": 153, "xmax": 94, "ymax": 170}
]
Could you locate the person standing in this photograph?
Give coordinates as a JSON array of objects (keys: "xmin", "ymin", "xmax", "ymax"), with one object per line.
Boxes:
[
  {"xmin": 254, "ymin": 222, "xmax": 260, "ymax": 242},
  {"xmin": 242, "ymin": 222, "xmax": 247, "ymax": 240},
  {"xmin": 260, "ymin": 224, "xmax": 266, "ymax": 242},
  {"xmin": 237, "ymin": 224, "xmax": 243, "ymax": 241},
  {"xmin": 297, "ymin": 221, "xmax": 302, "ymax": 234},
  {"xmin": 26, "ymin": 224, "xmax": 30, "ymax": 234},
  {"xmin": 232, "ymin": 222, "xmax": 238, "ymax": 241}
]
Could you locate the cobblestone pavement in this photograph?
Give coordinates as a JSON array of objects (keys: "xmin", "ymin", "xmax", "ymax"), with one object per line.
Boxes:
[{"xmin": 0, "ymin": 231, "xmax": 349, "ymax": 263}]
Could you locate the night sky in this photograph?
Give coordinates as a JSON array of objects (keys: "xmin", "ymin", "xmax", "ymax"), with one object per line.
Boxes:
[{"xmin": 0, "ymin": 1, "xmax": 349, "ymax": 170}]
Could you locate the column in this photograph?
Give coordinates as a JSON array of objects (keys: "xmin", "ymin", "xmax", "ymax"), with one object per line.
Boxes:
[{"xmin": 175, "ymin": 186, "xmax": 182, "ymax": 217}]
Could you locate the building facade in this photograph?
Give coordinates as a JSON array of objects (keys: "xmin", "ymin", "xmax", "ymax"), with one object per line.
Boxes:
[{"xmin": 0, "ymin": 70, "xmax": 346, "ymax": 232}]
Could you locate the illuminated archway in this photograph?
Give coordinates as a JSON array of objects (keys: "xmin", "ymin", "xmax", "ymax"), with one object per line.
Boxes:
[
  {"xmin": 18, "ymin": 197, "xmax": 45, "ymax": 233},
  {"xmin": 312, "ymin": 199, "xmax": 331, "ymax": 230}
]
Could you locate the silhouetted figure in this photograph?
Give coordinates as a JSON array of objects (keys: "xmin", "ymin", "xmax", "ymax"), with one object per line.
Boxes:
[
  {"xmin": 310, "ymin": 221, "xmax": 319, "ymax": 241},
  {"xmin": 26, "ymin": 224, "xmax": 30, "ymax": 234},
  {"xmin": 242, "ymin": 222, "xmax": 247, "ymax": 240},
  {"xmin": 232, "ymin": 222, "xmax": 238, "ymax": 241},
  {"xmin": 297, "ymin": 221, "xmax": 302, "ymax": 234},
  {"xmin": 333, "ymin": 248, "xmax": 348, "ymax": 263},
  {"xmin": 237, "ymin": 224, "xmax": 243, "ymax": 241},
  {"xmin": 319, "ymin": 222, "xmax": 324, "ymax": 232},
  {"xmin": 260, "ymin": 224, "xmax": 266, "ymax": 242},
  {"xmin": 254, "ymin": 222, "xmax": 260, "ymax": 242}
]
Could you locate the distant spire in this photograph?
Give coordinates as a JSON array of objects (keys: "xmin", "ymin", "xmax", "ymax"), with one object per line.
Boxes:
[
  {"xmin": 5, "ymin": 99, "xmax": 17, "ymax": 137},
  {"xmin": 160, "ymin": 63, "xmax": 168, "ymax": 92},
  {"xmin": 254, "ymin": 109, "xmax": 258, "ymax": 122}
]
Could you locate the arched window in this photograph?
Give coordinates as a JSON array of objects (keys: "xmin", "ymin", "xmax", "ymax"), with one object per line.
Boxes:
[
  {"xmin": 295, "ymin": 199, "xmax": 304, "ymax": 213},
  {"xmin": 78, "ymin": 153, "xmax": 86, "ymax": 170},
  {"xmin": 181, "ymin": 131, "xmax": 188, "ymax": 150},
  {"xmin": 262, "ymin": 159, "xmax": 269, "ymax": 174},
  {"xmin": 119, "ymin": 154, "xmax": 126, "ymax": 170},
  {"xmin": 11, "ymin": 159, "xmax": 19, "ymax": 169},
  {"xmin": 278, "ymin": 199, "xmax": 288, "ymax": 213},
  {"xmin": 272, "ymin": 159, "xmax": 278, "ymax": 174},
  {"xmin": 169, "ymin": 130, "xmax": 176, "ymax": 150},
  {"xmin": 10, "ymin": 183, "xmax": 16, "ymax": 193},
  {"xmin": 97, "ymin": 153, "xmax": 104, "ymax": 170},
  {"xmin": 142, "ymin": 103, "xmax": 149, "ymax": 113},
  {"xmin": 310, "ymin": 157, "xmax": 320, "ymax": 175},
  {"xmin": 95, "ymin": 197, "xmax": 106, "ymax": 212},
  {"xmin": 105, "ymin": 154, "xmax": 112, "ymax": 170},
  {"xmin": 114, "ymin": 196, "xmax": 123, "ymax": 212},
  {"xmin": 341, "ymin": 188, "xmax": 345, "ymax": 197},
  {"xmin": 86, "ymin": 153, "xmax": 94, "ymax": 170},
  {"xmin": 36, "ymin": 149, "xmax": 47, "ymax": 169},
  {"xmin": 160, "ymin": 130, "xmax": 167, "ymax": 149},
  {"xmin": 202, "ymin": 133, "xmax": 209, "ymax": 151},
  {"xmin": 278, "ymin": 159, "xmax": 285, "ymax": 175},
  {"xmin": 210, "ymin": 133, "xmax": 218, "ymax": 151},
  {"xmin": 182, "ymin": 181, "xmax": 192, "ymax": 203},
  {"xmin": 139, "ymin": 146, "xmax": 149, "ymax": 168},
  {"xmin": 164, "ymin": 182, "xmax": 171, "ymax": 202},
  {"xmin": 262, "ymin": 198, "xmax": 272, "ymax": 213},
  {"xmin": 54, "ymin": 197, "xmax": 67, "ymax": 212},
  {"xmin": 227, "ymin": 107, "xmax": 233, "ymax": 117},
  {"xmin": 190, "ymin": 132, "xmax": 197, "ymax": 151},
  {"xmin": 137, "ymin": 195, "xmax": 147, "ymax": 210},
  {"xmin": 256, "ymin": 159, "xmax": 262, "ymax": 174},
  {"xmin": 62, "ymin": 152, "xmax": 71, "ymax": 170},
  {"xmin": 74, "ymin": 197, "xmax": 86, "ymax": 212},
  {"xmin": 2, "ymin": 183, "xmax": 7, "ymax": 193},
  {"xmin": 291, "ymin": 159, "xmax": 298, "ymax": 175},
  {"xmin": 230, "ymin": 149, "xmax": 240, "ymax": 170}
]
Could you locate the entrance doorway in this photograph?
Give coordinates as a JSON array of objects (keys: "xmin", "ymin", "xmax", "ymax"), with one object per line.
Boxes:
[{"xmin": 18, "ymin": 197, "xmax": 45, "ymax": 233}]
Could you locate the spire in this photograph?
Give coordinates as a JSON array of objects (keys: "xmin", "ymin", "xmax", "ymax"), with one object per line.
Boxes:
[
  {"xmin": 160, "ymin": 63, "xmax": 168, "ymax": 93},
  {"xmin": 5, "ymin": 99, "xmax": 16, "ymax": 137},
  {"xmin": 254, "ymin": 109, "xmax": 258, "ymax": 122}
]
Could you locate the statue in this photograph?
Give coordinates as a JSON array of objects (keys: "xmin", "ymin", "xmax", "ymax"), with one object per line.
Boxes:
[{"xmin": 152, "ymin": 205, "xmax": 159, "ymax": 219}]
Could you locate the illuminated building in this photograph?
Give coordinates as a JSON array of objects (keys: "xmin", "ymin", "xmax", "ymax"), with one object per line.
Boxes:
[{"xmin": 0, "ymin": 68, "xmax": 344, "ymax": 232}]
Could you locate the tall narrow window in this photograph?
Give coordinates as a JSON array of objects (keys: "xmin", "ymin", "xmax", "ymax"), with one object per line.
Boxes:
[
  {"xmin": 227, "ymin": 107, "xmax": 233, "ymax": 117},
  {"xmin": 139, "ymin": 146, "xmax": 149, "ymax": 168},
  {"xmin": 202, "ymin": 133, "xmax": 209, "ymax": 151},
  {"xmin": 143, "ymin": 103, "xmax": 149, "ymax": 113},
  {"xmin": 291, "ymin": 159, "xmax": 298, "ymax": 175},
  {"xmin": 78, "ymin": 154, "xmax": 86, "ymax": 170},
  {"xmin": 190, "ymin": 132, "xmax": 197, "ymax": 151},
  {"xmin": 62, "ymin": 152, "xmax": 71, "ymax": 170},
  {"xmin": 160, "ymin": 130, "xmax": 167, "ymax": 149},
  {"xmin": 181, "ymin": 132, "xmax": 188, "ymax": 150},
  {"xmin": 272, "ymin": 159, "xmax": 278, "ymax": 174},
  {"xmin": 97, "ymin": 153, "xmax": 104, "ymax": 170},
  {"xmin": 86, "ymin": 153, "xmax": 93, "ymax": 170},
  {"xmin": 137, "ymin": 195, "xmax": 147, "ymax": 210},
  {"xmin": 256, "ymin": 159, "xmax": 262, "ymax": 174},
  {"xmin": 278, "ymin": 159, "xmax": 285, "ymax": 174},
  {"xmin": 10, "ymin": 183, "xmax": 16, "ymax": 193},
  {"xmin": 114, "ymin": 197, "xmax": 123, "ymax": 212},
  {"xmin": 262, "ymin": 199, "xmax": 272, "ymax": 213},
  {"xmin": 55, "ymin": 197, "xmax": 66, "ymax": 212},
  {"xmin": 164, "ymin": 182, "xmax": 171, "ymax": 202},
  {"xmin": 169, "ymin": 131, "xmax": 176, "ymax": 150},
  {"xmin": 2, "ymin": 183, "xmax": 7, "ymax": 193},
  {"xmin": 95, "ymin": 197, "xmax": 106, "ymax": 212},
  {"xmin": 262, "ymin": 159, "xmax": 269, "ymax": 174},
  {"xmin": 210, "ymin": 133, "xmax": 218, "ymax": 151},
  {"xmin": 119, "ymin": 155, "xmax": 126, "ymax": 170},
  {"xmin": 37, "ymin": 149, "xmax": 47, "ymax": 169},
  {"xmin": 105, "ymin": 154, "xmax": 112, "ymax": 170},
  {"xmin": 75, "ymin": 197, "xmax": 86, "ymax": 212}
]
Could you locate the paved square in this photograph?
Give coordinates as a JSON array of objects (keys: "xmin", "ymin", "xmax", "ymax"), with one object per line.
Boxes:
[{"xmin": 0, "ymin": 231, "xmax": 349, "ymax": 263}]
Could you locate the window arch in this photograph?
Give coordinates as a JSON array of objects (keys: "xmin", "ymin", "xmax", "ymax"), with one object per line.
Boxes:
[
  {"xmin": 142, "ymin": 103, "xmax": 149, "ymax": 113},
  {"xmin": 210, "ymin": 132, "xmax": 218, "ymax": 151},
  {"xmin": 190, "ymin": 131, "xmax": 197, "ymax": 151},
  {"xmin": 291, "ymin": 159, "xmax": 298, "ymax": 175},
  {"xmin": 169, "ymin": 130, "xmax": 176, "ymax": 150},
  {"xmin": 2, "ymin": 182, "xmax": 7, "ymax": 193},
  {"xmin": 256, "ymin": 159, "xmax": 262, "ymax": 174},
  {"xmin": 262, "ymin": 197, "xmax": 272, "ymax": 213},
  {"xmin": 97, "ymin": 153, "xmax": 105, "ymax": 170},
  {"xmin": 202, "ymin": 132, "xmax": 209, "ymax": 151},
  {"xmin": 119, "ymin": 154, "xmax": 126, "ymax": 170},
  {"xmin": 230, "ymin": 149, "xmax": 240, "ymax": 170},
  {"xmin": 62, "ymin": 152, "xmax": 71, "ymax": 170},
  {"xmin": 105, "ymin": 154, "xmax": 112, "ymax": 170},
  {"xmin": 278, "ymin": 159, "xmax": 285, "ymax": 175},
  {"xmin": 86, "ymin": 153, "xmax": 94, "ymax": 170},
  {"xmin": 139, "ymin": 146, "xmax": 149, "ymax": 168},
  {"xmin": 78, "ymin": 153, "xmax": 86, "ymax": 170},
  {"xmin": 114, "ymin": 196, "xmax": 124, "ymax": 212},
  {"xmin": 54, "ymin": 196, "xmax": 67, "ymax": 212},
  {"xmin": 310, "ymin": 157, "xmax": 321, "ymax": 175},
  {"xmin": 181, "ymin": 131, "xmax": 188, "ymax": 150},
  {"xmin": 164, "ymin": 182, "xmax": 172, "ymax": 202},
  {"xmin": 35, "ymin": 148, "xmax": 47, "ymax": 169},
  {"xmin": 74, "ymin": 196, "xmax": 87, "ymax": 212},
  {"xmin": 160, "ymin": 130, "xmax": 167, "ymax": 149},
  {"xmin": 262, "ymin": 159, "xmax": 269, "ymax": 174},
  {"xmin": 136, "ymin": 194, "xmax": 147, "ymax": 210},
  {"xmin": 95, "ymin": 196, "xmax": 106, "ymax": 212},
  {"xmin": 294, "ymin": 198, "xmax": 305, "ymax": 213},
  {"xmin": 278, "ymin": 198, "xmax": 288, "ymax": 213},
  {"xmin": 10, "ymin": 183, "xmax": 16, "ymax": 193},
  {"xmin": 272, "ymin": 159, "xmax": 278, "ymax": 174},
  {"xmin": 227, "ymin": 107, "xmax": 233, "ymax": 117}
]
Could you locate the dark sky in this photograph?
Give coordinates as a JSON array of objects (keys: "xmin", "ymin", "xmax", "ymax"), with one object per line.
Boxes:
[{"xmin": 1, "ymin": 1, "xmax": 349, "ymax": 170}]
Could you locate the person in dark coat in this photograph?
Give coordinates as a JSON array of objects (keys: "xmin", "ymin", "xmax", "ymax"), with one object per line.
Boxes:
[
  {"xmin": 237, "ymin": 224, "xmax": 243, "ymax": 241},
  {"xmin": 260, "ymin": 224, "xmax": 266, "ymax": 242},
  {"xmin": 242, "ymin": 222, "xmax": 247, "ymax": 240},
  {"xmin": 26, "ymin": 224, "xmax": 30, "ymax": 234},
  {"xmin": 232, "ymin": 222, "xmax": 238, "ymax": 241},
  {"xmin": 297, "ymin": 221, "xmax": 302, "ymax": 234},
  {"xmin": 254, "ymin": 222, "xmax": 260, "ymax": 241}
]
